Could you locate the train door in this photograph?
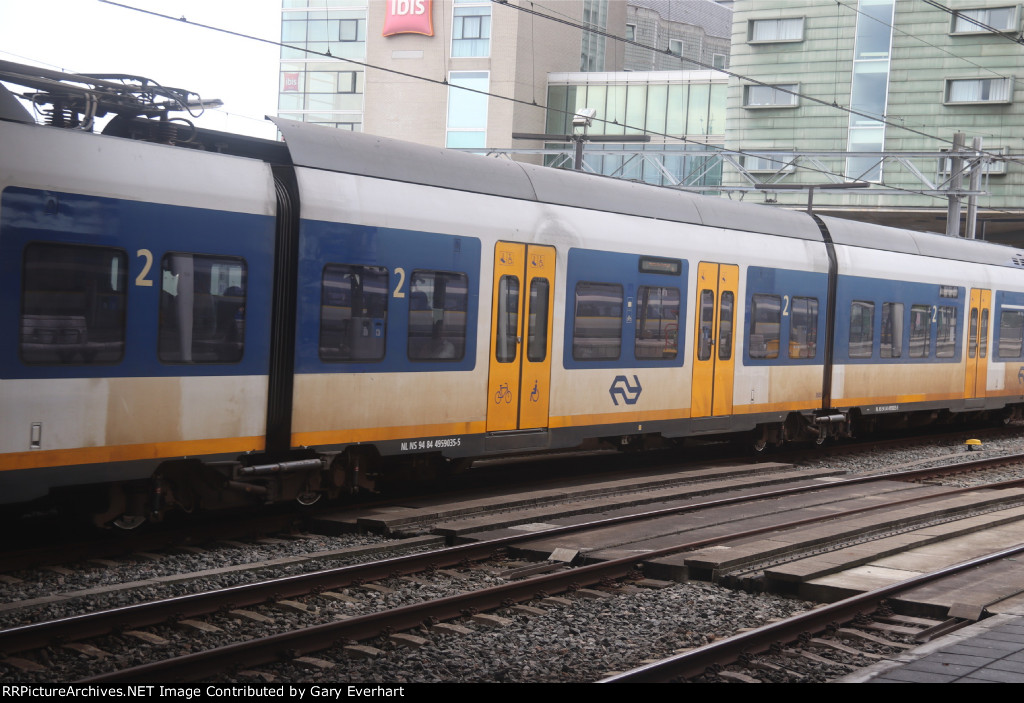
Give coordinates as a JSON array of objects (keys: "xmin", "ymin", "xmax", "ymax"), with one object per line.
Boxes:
[
  {"xmin": 691, "ymin": 262, "xmax": 738, "ymax": 418},
  {"xmin": 965, "ymin": 288, "xmax": 991, "ymax": 400},
  {"xmin": 486, "ymin": 242, "xmax": 556, "ymax": 432}
]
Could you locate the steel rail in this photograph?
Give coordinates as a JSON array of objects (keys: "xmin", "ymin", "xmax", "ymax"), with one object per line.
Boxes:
[
  {"xmin": 600, "ymin": 541, "xmax": 1024, "ymax": 682},
  {"xmin": 72, "ymin": 471, "xmax": 1024, "ymax": 681},
  {"xmin": 4, "ymin": 454, "xmax": 1024, "ymax": 657}
]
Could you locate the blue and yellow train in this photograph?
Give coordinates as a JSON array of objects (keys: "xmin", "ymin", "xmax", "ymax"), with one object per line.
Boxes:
[{"xmin": 3, "ymin": 65, "xmax": 1024, "ymax": 527}]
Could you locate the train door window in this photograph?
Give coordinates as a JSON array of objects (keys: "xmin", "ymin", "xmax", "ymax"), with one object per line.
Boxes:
[
  {"xmin": 407, "ymin": 270, "xmax": 468, "ymax": 361},
  {"xmin": 527, "ymin": 278, "xmax": 550, "ymax": 363},
  {"xmin": 20, "ymin": 242, "xmax": 127, "ymax": 365},
  {"xmin": 968, "ymin": 308, "xmax": 978, "ymax": 359},
  {"xmin": 880, "ymin": 302, "xmax": 904, "ymax": 358},
  {"xmin": 159, "ymin": 254, "xmax": 246, "ymax": 364},
  {"xmin": 999, "ymin": 309, "xmax": 1024, "ymax": 357},
  {"xmin": 789, "ymin": 297, "xmax": 818, "ymax": 359},
  {"xmin": 909, "ymin": 304, "xmax": 931, "ymax": 358},
  {"xmin": 718, "ymin": 291, "xmax": 734, "ymax": 361},
  {"xmin": 573, "ymin": 282, "xmax": 623, "ymax": 361},
  {"xmin": 697, "ymin": 289, "xmax": 715, "ymax": 361},
  {"xmin": 636, "ymin": 286, "xmax": 680, "ymax": 360},
  {"xmin": 849, "ymin": 301, "xmax": 874, "ymax": 358},
  {"xmin": 319, "ymin": 264, "xmax": 388, "ymax": 362},
  {"xmin": 936, "ymin": 306, "xmax": 956, "ymax": 358},
  {"xmin": 495, "ymin": 275, "xmax": 520, "ymax": 363},
  {"xmin": 749, "ymin": 294, "xmax": 781, "ymax": 359},
  {"xmin": 980, "ymin": 309, "xmax": 989, "ymax": 359}
]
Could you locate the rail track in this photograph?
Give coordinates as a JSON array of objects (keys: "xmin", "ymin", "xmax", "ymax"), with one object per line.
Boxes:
[{"xmin": 4, "ymin": 449, "xmax": 1024, "ymax": 681}]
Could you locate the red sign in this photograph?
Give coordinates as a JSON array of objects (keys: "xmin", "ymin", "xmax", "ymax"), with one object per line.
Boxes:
[
  {"xmin": 383, "ymin": 0, "xmax": 433, "ymax": 36},
  {"xmin": 283, "ymin": 73, "xmax": 300, "ymax": 92}
]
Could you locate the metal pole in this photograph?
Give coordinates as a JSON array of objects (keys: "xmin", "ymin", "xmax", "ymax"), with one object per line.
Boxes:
[
  {"xmin": 966, "ymin": 136, "xmax": 982, "ymax": 239},
  {"xmin": 946, "ymin": 131, "xmax": 965, "ymax": 237}
]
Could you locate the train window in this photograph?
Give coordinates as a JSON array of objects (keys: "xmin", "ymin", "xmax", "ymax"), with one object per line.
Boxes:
[
  {"xmin": 718, "ymin": 291, "xmax": 734, "ymax": 361},
  {"xmin": 880, "ymin": 302, "xmax": 904, "ymax": 358},
  {"xmin": 407, "ymin": 270, "xmax": 468, "ymax": 361},
  {"xmin": 968, "ymin": 308, "xmax": 978, "ymax": 359},
  {"xmin": 999, "ymin": 309, "xmax": 1024, "ymax": 357},
  {"xmin": 495, "ymin": 275, "xmax": 520, "ymax": 363},
  {"xmin": 573, "ymin": 282, "xmax": 623, "ymax": 361},
  {"xmin": 936, "ymin": 306, "xmax": 956, "ymax": 358},
  {"xmin": 789, "ymin": 297, "xmax": 818, "ymax": 359},
  {"xmin": 909, "ymin": 304, "xmax": 931, "ymax": 358},
  {"xmin": 635, "ymin": 286, "xmax": 680, "ymax": 360},
  {"xmin": 697, "ymin": 290, "xmax": 714, "ymax": 361},
  {"xmin": 749, "ymin": 294, "xmax": 781, "ymax": 359},
  {"xmin": 849, "ymin": 301, "xmax": 874, "ymax": 358},
  {"xmin": 980, "ymin": 309, "xmax": 989, "ymax": 359},
  {"xmin": 159, "ymin": 254, "xmax": 246, "ymax": 364},
  {"xmin": 20, "ymin": 242, "xmax": 127, "ymax": 365},
  {"xmin": 527, "ymin": 278, "xmax": 550, "ymax": 363},
  {"xmin": 319, "ymin": 264, "xmax": 388, "ymax": 362}
]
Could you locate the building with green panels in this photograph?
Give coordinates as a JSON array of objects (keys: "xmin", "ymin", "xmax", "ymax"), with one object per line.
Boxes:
[{"xmin": 725, "ymin": 0, "xmax": 1024, "ymax": 241}]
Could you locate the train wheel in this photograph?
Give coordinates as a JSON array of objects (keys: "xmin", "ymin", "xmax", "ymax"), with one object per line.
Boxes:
[
  {"xmin": 751, "ymin": 438, "xmax": 768, "ymax": 453},
  {"xmin": 112, "ymin": 514, "xmax": 146, "ymax": 530},
  {"xmin": 296, "ymin": 491, "xmax": 321, "ymax": 506}
]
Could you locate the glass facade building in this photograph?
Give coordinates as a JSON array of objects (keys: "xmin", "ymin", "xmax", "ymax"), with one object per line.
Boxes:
[{"xmin": 278, "ymin": 0, "xmax": 368, "ymax": 131}]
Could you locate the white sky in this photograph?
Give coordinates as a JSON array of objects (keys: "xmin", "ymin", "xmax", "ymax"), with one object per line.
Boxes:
[{"xmin": 0, "ymin": 0, "xmax": 283, "ymax": 138}]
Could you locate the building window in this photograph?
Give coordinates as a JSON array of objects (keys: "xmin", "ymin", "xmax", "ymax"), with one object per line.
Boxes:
[
  {"xmin": 744, "ymin": 84, "xmax": 799, "ymax": 108},
  {"xmin": 452, "ymin": 1, "xmax": 491, "ymax": 58},
  {"xmin": 446, "ymin": 71, "xmax": 488, "ymax": 149},
  {"xmin": 626, "ymin": 23, "xmax": 636, "ymax": 41},
  {"xmin": 742, "ymin": 153, "xmax": 795, "ymax": 172},
  {"xmin": 669, "ymin": 39, "xmax": 684, "ymax": 57},
  {"xmin": 939, "ymin": 146, "xmax": 1008, "ymax": 177},
  {"xmin": 339, "ymin": 18, "xmax": 365, "ymax": 42},
  {"xmin": 712, "ymin": 53, "xmax": 727, "ymax": 70},
  {"xmin": 338, "ymin": 71, "xmax": 358, "ymax": 94},
  {"xmin": 945, "ymin": 77, "xmax": 1013, "ymax": 104},
  {"xmin": 749, "ymin": 17, "xmax": 804, "ymax": 43},
  {"xmin": 846, "ymin": 0, "xmax": 894, "ymax": 182},
  {"xmin": 951, "ymin": 6, "xmax": 1019, "ymax": 33}
]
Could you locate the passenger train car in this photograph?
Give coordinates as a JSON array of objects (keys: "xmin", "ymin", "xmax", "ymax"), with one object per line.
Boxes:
[{"xmin": 3, "ymin": 63, "xmax": 1024, "ymax": 527}]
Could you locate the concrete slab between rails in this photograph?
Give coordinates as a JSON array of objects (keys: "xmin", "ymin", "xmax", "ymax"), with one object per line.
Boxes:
[
  {"xmin": 644, "ymin": 488, "xmax": 1024, "ymax": 586},
  {"xmin": 839, "ymin": 608, "xmax": 1024, "ymax": 683},
  {"xmin": 798, "ymin": 518, "xmax": 1024, "ymax": 607},
  {"xmin": 310, "ymin": 462, "xmax": 822, "ymax": 535},
  {"xmin": 494, "ymin": 481, "xmax": 948, "ymax": 566},
  {"xmin": 765, "ymin": 504, "xmax": 1024, "ymax": 585}
]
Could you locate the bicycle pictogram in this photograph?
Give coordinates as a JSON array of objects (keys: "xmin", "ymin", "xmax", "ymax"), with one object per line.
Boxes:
[{"xmin": 494, "ymin": 382, "xmax": 512, "ymax": 404}]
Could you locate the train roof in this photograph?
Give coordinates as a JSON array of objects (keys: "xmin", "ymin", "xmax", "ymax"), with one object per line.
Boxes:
[
  {"xmin": 819, "ymin": 215, "xmax": 1024, "ymax": 269},
  {"xmin": 270, "ymin": 117, "xmax": 825, "ymax": 243}
]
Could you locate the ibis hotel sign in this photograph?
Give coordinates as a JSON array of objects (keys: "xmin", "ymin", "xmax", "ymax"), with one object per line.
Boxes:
[{"xmin": 383, "ymin": 0, "xmax": 434, "ymax": 36}]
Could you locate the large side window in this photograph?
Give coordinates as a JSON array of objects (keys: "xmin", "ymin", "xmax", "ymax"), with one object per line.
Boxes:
[
  {"xmin": 880, "ymin": 302, "xmax": 904, "ymax": 358},
  {"xmin": 849, "ymin": 301, "xmax": 874, "ymax": 358},
  {"xmin": 573, "ymin": 282, "xmax": 623, "ymax": 361},
  {"xmin": 909, "ymin": 304, "xmax": 931, "ymax": 358},
  {"xmin": 936, "ymin": 306, "xmax": 957, "ymax": 358},
  {"xmin": 749, "ymin": 294, "xmax": 781, "ymax": 359},
  {"xmin": 635, "ymin": 286, "xmax": 680, "ymax": 360},
  {"xmin": 407, "ymin": 270, "xmax": 468, "ymax": 361},
  {"xmin": 999, "ymin": 309, "xmax": 1024, "ymax": 357},
  {"xmin": 20, "ymin": 242, "xmax": 127, "ymax": 365},
  {"xmin": 320, "ymin": 264, "xmax": 388, "ymax": 362},
  {"xmin": 789, "ymin": 296, "xmax": 818, "ymax": 359},
  {"xmin": 159, "ymin": 254, "xmax": 246, "ymax": 364}
]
